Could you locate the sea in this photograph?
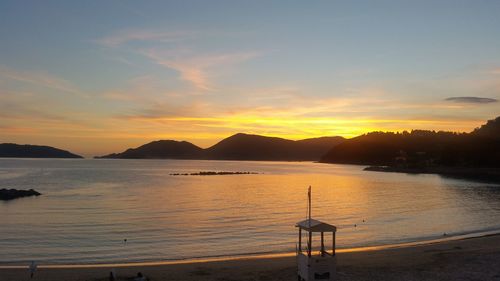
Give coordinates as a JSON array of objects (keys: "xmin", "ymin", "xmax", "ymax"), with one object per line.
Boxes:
[{"xmin": 1, "ymin": 158, "xmax": 500, "ymax": 265}]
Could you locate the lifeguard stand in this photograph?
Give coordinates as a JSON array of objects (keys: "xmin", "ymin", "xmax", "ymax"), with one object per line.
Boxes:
[{"xmin": 296, "ymin": 187, "xmax": 337, "ymax": 281}]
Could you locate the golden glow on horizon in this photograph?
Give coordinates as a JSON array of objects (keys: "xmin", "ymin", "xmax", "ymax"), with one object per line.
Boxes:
[
  {"xmin": 126, "ymin": 115, "xmax": 483, "ymax": 139},
  {"xmin": 2, "ymin": 115, "xmax": 485, "ymax": 157}
]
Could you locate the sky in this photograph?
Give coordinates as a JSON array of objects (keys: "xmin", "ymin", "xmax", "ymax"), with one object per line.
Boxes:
[{"xmin": 1, "ymin": 0, "xmax": 499, "ymax": 157}]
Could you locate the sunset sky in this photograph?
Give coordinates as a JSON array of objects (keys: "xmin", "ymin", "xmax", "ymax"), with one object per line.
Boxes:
[{"xmin": 1, "ymin": 1, "xmax": 499, "ymax": 157}]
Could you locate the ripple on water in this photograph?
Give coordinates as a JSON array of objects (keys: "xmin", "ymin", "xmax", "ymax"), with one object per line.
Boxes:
[{"xmin": 1, "ymin": 158, "xmax": 500, "ymax": 265}]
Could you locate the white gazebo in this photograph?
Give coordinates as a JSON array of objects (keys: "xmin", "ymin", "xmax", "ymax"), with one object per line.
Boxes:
[{"xmin": 296, "ymin": 188, "xmax": 337, "ymax": 281}]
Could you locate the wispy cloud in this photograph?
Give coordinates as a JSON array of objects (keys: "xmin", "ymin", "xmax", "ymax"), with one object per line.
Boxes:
[
  {"xmin": 119, "ymin": 113, "xmax": 484, "ymax": 140},
  {"xmin": 0, "ymin": 92, "xmax": 75, "ymax": 123},
  {"xmin": 445, "ymin": 96, "xmax": 498, "ymax": 104},
  {"xmin": 95, "ymin": 28, "xmax": 262, "ymax": 91},
  {"xmin": 0, "ymin": 66, "xmax": 79, "ymax": 94},
  {"xmin": 485, "ymin": 67, "xmax": 500, "ymax": 75},
  {"xmin": 102, "ymin": 75, "xmax": 173, "ymax": 102},
  {"xmin": 95, "ymin": 29, "xmax": 196, "ymax": 47},
  {"xmin": 112, "ymin": 88, "xmax": 488, "ymax": 141},
  {"xmin": 0, "ymin": 125, "xmax": 38, "ymax": 135},
  {"xmin": 143, "ymin": 49, "xmax": 261, "ymax": 91}
]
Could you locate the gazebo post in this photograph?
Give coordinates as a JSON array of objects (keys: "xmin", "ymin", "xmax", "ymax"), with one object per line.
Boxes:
[
  {"xmin": 307, "ymin": 231, "xmax": 312, "ymax": 257},
  {"xmin": 298, "ymin": 228, "xmax": 302, "ymax": 252},
  {"xmin": 332, "ymin": 232, "xmax": 336, "ymax": 256},
  {"xmin": 321, "ymin": 232, "xmax": 325, "ymax": 256}
]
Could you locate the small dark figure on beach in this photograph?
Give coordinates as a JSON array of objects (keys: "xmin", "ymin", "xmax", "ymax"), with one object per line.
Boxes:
[
  {"xmin": 109, "ymin": 271, "xmax": 115, "ymax": 281},
  {"xmin": 29, "ymin": 261, "xmax": 37, "ymax": 279},
  {"xmin": 135, "ymin": 272, "xmax": 146, "ymax": 281}
]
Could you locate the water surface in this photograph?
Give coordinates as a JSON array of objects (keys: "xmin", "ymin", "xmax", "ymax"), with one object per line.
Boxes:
[{"xmin": 1, "ymin": 159, "xmax": 500, "ymax": 265}]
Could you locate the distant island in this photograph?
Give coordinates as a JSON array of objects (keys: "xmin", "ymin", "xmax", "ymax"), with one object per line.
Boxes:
[
  {"xmin": 96, "ymin": 133, "xmax": 344, "ymax": 161},
  {"xmin": 0, "ymin": 143, "xmax": 83, "ymax": 158},
  {"xmin": 0, "ymin": 188, "xmax": 41, "ymax": 201},
  {"xmin": 320, "ymin": 116, "xmax": 500, "ymax": 181}
]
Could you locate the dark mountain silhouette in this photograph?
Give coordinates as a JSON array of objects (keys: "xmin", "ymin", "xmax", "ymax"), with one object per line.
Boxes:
[
  {"xmin": 320, "ymin": 116, "xmax": 500, "ymax": 168},
  {"xmin": 96, "ymin": 140, "xmax": 204, "ymax": 159},
  {"xmin": 96, "ymin": 134, "xmax": 344, "ymax": 161},
  {"xmin": 204, "ymin": 133, "xmax": 344, "ymax": 161},
  {"xmin": 0, "ymin": 143, "xmax": 83, "ymax": 158}
]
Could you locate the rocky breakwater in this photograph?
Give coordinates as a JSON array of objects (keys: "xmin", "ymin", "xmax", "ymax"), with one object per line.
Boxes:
[{"xmin": 0, "ymin": 189, "xmax": 42, "ymax": 201}]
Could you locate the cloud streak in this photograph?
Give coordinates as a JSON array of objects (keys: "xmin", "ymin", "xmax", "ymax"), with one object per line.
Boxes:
[
  {"xmin": 143, "ymin": 49, "xmax": 261, "ymax": 91},
  {"xmin": 112, "ymin": 90, "xmax": 489, "ymax": 142},
  {"xmin": 486, "ymin": 67, "xmax": 500, "ymax": 75},
  {"xmin": 95, "ymin": 28, "xmax": 262, "ymax": 91},
  {"xmin": 0, "ymin": 66, "xmax": 79, "ymax": 94},
  {"xmin": 445, "ymin": 96, "xmax": 498, "ymax": 104},
  {"xmin": 95, "ymin": 29, "xmax": 196, "ymax": 47}
]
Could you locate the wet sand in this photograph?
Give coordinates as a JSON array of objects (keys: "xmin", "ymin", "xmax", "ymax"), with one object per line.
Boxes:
[{"xmin": 2, "ymin": 234, "xmax": 500, "ymax": 281}]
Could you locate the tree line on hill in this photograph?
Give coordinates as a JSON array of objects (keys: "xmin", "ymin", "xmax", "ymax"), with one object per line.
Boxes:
[{"xmin": 320, "ymin": 116, "xmax": 500, "ymax": 168}]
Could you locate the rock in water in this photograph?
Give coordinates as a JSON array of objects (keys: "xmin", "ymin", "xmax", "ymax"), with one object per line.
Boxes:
[{"xmin": 0, "ymin": 189, "xmax": 42, "ymax": 201}]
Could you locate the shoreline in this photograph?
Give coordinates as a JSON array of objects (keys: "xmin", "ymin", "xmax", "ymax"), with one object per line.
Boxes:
[
  {"xmin": 2, "ymin": 229, "xmax": 500, "ymax": 268},
  {"xmin": 2, "ymin": 232, "xmax": 500, "ymax": 280},
  {"xmin": 364, "ymin": 165, "xmax": 500, "ymax": 183}
]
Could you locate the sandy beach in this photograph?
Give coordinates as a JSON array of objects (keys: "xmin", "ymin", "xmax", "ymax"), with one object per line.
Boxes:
[{"xmin": 2, "ymin": 234, "xmax": 500, "ymax": 281}]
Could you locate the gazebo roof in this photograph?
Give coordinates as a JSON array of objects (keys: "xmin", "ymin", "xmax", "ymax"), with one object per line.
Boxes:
[{"xmin": 296, "ymin": 218, "xmax": 337, "ymax": 232}]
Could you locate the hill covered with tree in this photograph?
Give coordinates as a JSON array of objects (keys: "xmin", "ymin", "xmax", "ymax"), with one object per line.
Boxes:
[
  {"xmin": 320, "ymin": 116, "xmax": 500, "ymax": 168},
  {"xmin": 204, "ymin": 133, "xmax": 344, "ymax": 161}
]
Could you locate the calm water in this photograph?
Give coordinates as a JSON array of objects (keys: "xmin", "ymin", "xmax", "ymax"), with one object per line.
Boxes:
[{"xmin": 1, "ymin": 158, "xmax": 500, "ymax": 265}]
